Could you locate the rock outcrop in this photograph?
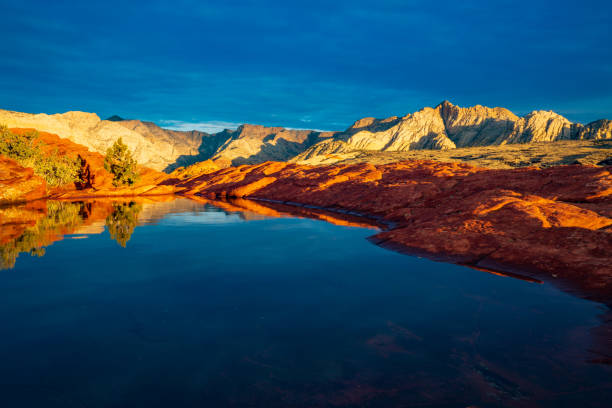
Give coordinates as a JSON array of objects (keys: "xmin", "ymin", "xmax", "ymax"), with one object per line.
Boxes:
[
  {"xmin": 209, "ymin": 124, "xmax": 333, "ymax": 166},
  {"xmin": 0, "ymin": 155, "xmax": 46, "ymax": 205},
  {"xmin": 173, "ymin": 160, "xmax": 612, "ymax": 303},
  {"xmin": 294, "ymin": 101, "xmax": 612, "ymax": 163}
]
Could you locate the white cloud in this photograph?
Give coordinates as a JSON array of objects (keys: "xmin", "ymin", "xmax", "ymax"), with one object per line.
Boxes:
[{"xmin": 158, "ymin": 119, "xmax": 242, "ymax": 134}]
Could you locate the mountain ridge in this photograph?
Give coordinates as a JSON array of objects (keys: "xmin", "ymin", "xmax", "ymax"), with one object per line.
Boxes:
[{"xmin": 1, "ymin": 101, "xmax": 610, "ymax": 172}]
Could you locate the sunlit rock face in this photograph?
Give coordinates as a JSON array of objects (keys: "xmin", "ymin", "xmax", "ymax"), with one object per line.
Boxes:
[
  {"xmin": 294, "ymin": 101, "xmax": 612, "ymax": 162},
  {"xmin": 207, "ymin": 124, "xmax": 334, "ymax": 167},
  {"xmin": 2, "ymin": 128, "xmax": 179, "ymax": 199},
  {"xmin": 0, "ymin": 155, "xmax": 46, "ymax": 205},
  {"xmin": 437, "ymin": 100, "xmax": 519, "ymax": 146},
  {"xmin": 2, "ymin": 101, "xmax": 610, "ymax": 171},
  {"xmin": 0, "ymin": 110, "xmax": 218, "ymax": 171}
]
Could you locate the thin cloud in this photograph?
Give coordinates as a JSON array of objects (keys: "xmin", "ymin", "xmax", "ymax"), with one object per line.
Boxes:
[{"xmin": 158, "ymin": 120, "xmax": 242, "ymax": 134}]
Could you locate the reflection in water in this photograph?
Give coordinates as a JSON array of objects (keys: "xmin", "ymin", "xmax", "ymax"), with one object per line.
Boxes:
[
  {"xmin": 0, "ymin": 197, "xmax": 380, "ymax": 271},
  {"xmin": 0, "ymin": 197, "xmax": 611, "ymax": 406},
  {"xmin": 0, "ymin": 201, "xmax": 84, "ymax": 269},
  {"xmin": 0, "ymin": 200, "xmax": 145, "ymax": 269},
  {"xmin": 105, "ymin": 202, "xmax": 142, "ymax": 247}
]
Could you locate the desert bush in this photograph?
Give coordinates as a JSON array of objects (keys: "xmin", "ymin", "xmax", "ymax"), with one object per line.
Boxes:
[
  {"xmin": 104, "ymin": 138, "xmax": 139, "ymax": 186},
  {"xmin": 0, "ymin": 125, "xmax": 82, "ymax": 186}
]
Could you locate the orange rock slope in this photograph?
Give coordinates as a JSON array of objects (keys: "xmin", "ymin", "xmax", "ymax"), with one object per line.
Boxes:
[
  {"xmin": 172, "ymin": 160, "xmax": 612, "ymax": 301},
  {"xmin": 5, "ymin": 128, "xmax": 177, "ymax": 198},
  {"xmin": 0, "ymin": 155, "xmax": 46, "ymax": 204}
]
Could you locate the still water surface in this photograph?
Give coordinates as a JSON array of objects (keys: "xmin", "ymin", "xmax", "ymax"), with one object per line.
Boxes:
[{"xmin": 0, "ymin": 198, "xmax": 610, "ymax": 407}]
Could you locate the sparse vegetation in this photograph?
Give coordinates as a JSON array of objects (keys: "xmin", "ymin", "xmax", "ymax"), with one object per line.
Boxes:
[
  {"xmin": 0, "ymin": 125, "xmax": 82, "ymax": 186},
  {"xmin": 104, "ymin": 138, "xmax": 139, "ymax": 186}
]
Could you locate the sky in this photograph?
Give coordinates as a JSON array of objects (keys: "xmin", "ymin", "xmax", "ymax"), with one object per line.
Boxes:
[{"xmin": 1, "ymin": 0, "xmax": 611, "ymax": 133}]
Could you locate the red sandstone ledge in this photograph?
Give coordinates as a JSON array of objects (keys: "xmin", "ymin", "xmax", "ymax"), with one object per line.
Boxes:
[{"xmin": 168, "ymin": 160, "xmax": 612, "ymax": 304}]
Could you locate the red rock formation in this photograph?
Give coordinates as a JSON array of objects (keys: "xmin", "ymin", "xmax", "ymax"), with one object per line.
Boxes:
[
  {"xmin": 7, "ymin": 128, "xmax": 178, "ymax": 198},
  {"xmin": 175, "ymin": 160, "xmax": 612, "ymax": 302},
  {"xmin": 0, "ymin": 155, "xmax": 46, "ymax": 204}
]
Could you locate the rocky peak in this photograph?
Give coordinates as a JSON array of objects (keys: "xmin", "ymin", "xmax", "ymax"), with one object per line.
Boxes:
[
  {"xmin": 350, "ymin": 117, "xmax": 378, "ymax": 130},
  {"xmin": 580, "ymin": 119, "xmax": 612, "ymax": 140}
]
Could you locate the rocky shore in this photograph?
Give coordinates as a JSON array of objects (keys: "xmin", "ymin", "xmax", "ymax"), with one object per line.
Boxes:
[
  {"xmin": 2, "ymin": 127, "xmax": 611, "ymax": 305},
  {"xmin": 170, "ymin": 160, "xmax": 612, "ymax": 304}
]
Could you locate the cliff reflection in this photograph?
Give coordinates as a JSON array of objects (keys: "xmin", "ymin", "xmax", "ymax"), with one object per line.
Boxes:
[
  {"xmin": 0, "ymin": 199, "xmax": 145, "ymax": 269},
  {"xmin": 0, "ymin": 196, "xmax": 381, "ymax": 270},
  {"xmin": 1, "ymin": 201, "xmax": 84, "ymax": 269}
]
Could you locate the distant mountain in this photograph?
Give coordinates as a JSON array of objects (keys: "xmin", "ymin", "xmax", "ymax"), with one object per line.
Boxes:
[
  {"xmin": 208, "ymin": 124, "xmax": 334, "ymax": 167},
  {"xmin": 1, "ymin": 101, "xmax": 610, "ymax": 171},
  {"xmin": 294, "ymin": 101, "xmax": 612, "ymax": 163}
]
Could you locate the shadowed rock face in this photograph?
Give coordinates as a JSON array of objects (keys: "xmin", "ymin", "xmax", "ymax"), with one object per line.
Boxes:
[
  {"xmin": 210, "ymin": 124, "xmax": 333, "ymax": 166},
  {"xmin": 3, "ymin": 101, "xmax": 610, "ymax": 172}
]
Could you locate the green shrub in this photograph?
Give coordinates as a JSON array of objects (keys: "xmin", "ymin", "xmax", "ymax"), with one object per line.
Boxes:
[
  {"xmin": 104, "ymin": 138, "xmax": 139, "ymax": 186},
  {"xmin": 0, "ymin": 125, "xmax": 82, "ymax": 187}
]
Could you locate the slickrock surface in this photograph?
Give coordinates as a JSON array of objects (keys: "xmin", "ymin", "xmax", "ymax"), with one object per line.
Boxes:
[
  {"xmin": 174, "ymin": 160, "xmax": 612, "ymax": 302},
  {"xmin": 0, "ymin": 156, "xmax": 46, "ymax": 205},
  {"xmin": 169, "ymin": 159, "xmax": 221, "ymax": 179}
]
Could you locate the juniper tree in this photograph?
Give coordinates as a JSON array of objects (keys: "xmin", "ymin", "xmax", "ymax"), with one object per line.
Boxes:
[{"xmin": 103, "ymin": 138, "xmax": 139, "ymax": 186}]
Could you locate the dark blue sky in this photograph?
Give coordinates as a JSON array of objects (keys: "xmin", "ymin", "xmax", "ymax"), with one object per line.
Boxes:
[{"xmin": 1, "ymin": 0, "xmax": 611, "ymax": 132}]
